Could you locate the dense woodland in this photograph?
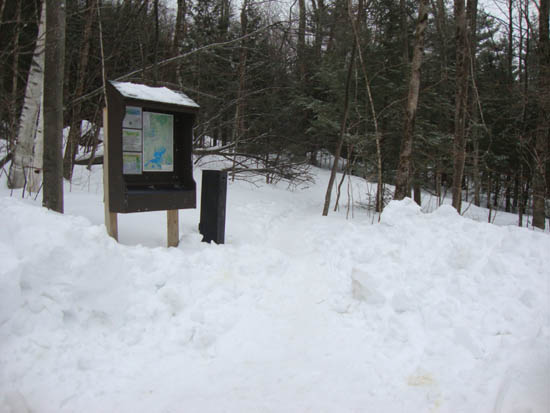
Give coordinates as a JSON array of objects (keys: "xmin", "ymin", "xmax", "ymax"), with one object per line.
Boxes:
[{"xmin": 0, "ymin": 0, "xmax": 548, "ymax": 227}]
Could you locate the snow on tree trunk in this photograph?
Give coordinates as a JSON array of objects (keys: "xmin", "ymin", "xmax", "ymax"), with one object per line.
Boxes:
[{"xmin": 7, "ymin": 3, "xmax": 45, "ymax": 191}]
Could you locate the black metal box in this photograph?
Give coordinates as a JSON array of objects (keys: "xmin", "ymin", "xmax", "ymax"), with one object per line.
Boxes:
[{"xmin": 199, "ymin": 170, "xmax": 227, "ymax": 244}]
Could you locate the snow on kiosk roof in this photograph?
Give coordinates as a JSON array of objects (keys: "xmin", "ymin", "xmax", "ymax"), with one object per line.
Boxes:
[{"xmin": 111, "ymin": 81, "xmax": 199, "ymax": 109}]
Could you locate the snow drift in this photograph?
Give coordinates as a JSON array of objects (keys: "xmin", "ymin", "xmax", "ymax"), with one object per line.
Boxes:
[{"xmin": 0, "ymin": 166, "xmax": 549, "ymax": 413}]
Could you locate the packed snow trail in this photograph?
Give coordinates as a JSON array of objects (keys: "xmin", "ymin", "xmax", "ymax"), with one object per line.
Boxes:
[{"xmin": 1, "ymin": 166, "xmax": 549, "ymax": 413}]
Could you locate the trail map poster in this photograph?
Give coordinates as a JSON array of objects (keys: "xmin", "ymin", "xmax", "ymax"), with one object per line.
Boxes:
[{"xmin": 142, "ymin": 111, "xmax": 174, "ymax": 172}]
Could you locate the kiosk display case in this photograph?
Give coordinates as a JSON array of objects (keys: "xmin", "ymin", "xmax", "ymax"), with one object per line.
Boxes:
[{"xmin": 105, "ymin": 81, "xmax": 199, "ymax": 213}]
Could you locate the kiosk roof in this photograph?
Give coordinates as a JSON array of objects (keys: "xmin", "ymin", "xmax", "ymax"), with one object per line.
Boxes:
[{"xmin": 111, "ymin": 81, "xmax": 199, "ymax": 108}]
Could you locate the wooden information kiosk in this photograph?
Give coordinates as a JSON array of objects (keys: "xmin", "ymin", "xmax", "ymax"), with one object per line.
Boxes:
[{"xmin": 103, "ymin": 81, "xmax": 199, "ymax": 247}]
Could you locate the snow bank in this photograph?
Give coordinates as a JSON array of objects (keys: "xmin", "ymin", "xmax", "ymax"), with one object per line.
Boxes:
[{"xmin": 1, "ymin": 168, "xmax": 549, "ymax": 412}]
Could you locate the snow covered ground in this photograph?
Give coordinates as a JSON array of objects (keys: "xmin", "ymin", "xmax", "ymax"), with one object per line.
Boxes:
[{"xmin": 1, "ymin": 163, "xmax": 549, "ymax": 413}]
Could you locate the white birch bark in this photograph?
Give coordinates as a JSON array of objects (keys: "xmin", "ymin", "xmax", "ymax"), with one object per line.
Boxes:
[
  {"xmin": 8, "ymin": 3, "xmax": 45, "ymax": 190},
  {"xmin": 28, "ymin": 95, "xmax": 44, "ymax": 193}
]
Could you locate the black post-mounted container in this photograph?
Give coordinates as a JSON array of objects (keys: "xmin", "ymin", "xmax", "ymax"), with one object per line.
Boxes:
[{"xmin": 199, "ymin": 170, "xmax": 227, "ymax": 244}]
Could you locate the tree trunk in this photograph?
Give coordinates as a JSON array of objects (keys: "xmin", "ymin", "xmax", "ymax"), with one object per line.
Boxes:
[
  {"xmin": 413, "ymin": 168, "xmax": 422, "ymax": 206},
  {"xmin": 468, "ymin": 0, "xmax": 480, "ymax": 206},
  {"xmin": 0, "ymin": 0, "xmax": 7, "ymax": 136},
  {"xmin": 493, "ymin": 174, "xmax": 500, "ymax": 208},
  {"xmin": 173, "ymin": 0, "xmax": 187, "ymax": 88},
  {"xmin": 486, "ymin": 172, "xmax": 492, "ymax": 209},
  {"xmin": 518, "ymin": 167, "xmax": 524, "ymax": 226},
  {"xmin": 234, "ymin": 0, "xmax": 249, "ymax": 141},
  {"xmin": 11, "ymin": 0, "xmax": 22, "ymax": 111},
  {"xmin": 394, "ymin": 0, "xmax": 429, "ymax": 200},
  {"xmin": 513, "ymin": 172, "xmax": 519, "ymax": 212},
  {"xmin": 472, "ymin": 131, "xmax": 480, "ymax": 205},
  {"xmin": 7, "ymin": 0, "xmax": 23, "ymax": 154},
  {"xmin": 312, "ymin": 0, "xmax": 324, "ymax": 59},
  {"xmin": 298, "ymin": 0, "xmax": 306, "ymax": 81},
  {"xmin": 173, "ymin": 0, "xmax": 187, "ymax": 54},
  {"xmin": 436, "ymin": 165, "xmax": 442, "ymax": 205},
  {"xmin": 507, "ymin": 0, "xmax": 514, "ymax": 83},
  {"xmin": 63, "ymin": 0, "xmax": 97, "ymax": 181},
  {"xmin": 322, "ymin": 44, "xmax": 356, "ymax": 216},
  {"xmin": 432, "ymin": 0, "xmax": 448, "ymax": 80},
  {"xmin": 231, "ymin": 0, "xmax": 249, "ymax": 180},
  {"xmin": 8, "ymin": 2, "xmax": 46, "ymax": 191},
  {"xmin": 505, "ymin": 174, "xmax": 512, "ymax": 212},
  {"xmin": 451, "ymin": 0, "xmax": 470, "ymax": 213},
  {"xmin": 43, "ymin": 0, "xmax": 65, "ymax": 213},
  {"xmin": 533, "ymin": 0, "xmax": 549, "ymax": 229},
  {"xmin": 347, "ymin": 0, "xmax": 383, "ymax": 213},
  {"xmin": 152, "ymin": 0, "xmax": 159, "ymax": 83},
  {"xmin": 400, "ymin": 0, "xmax": 409, "ymax": 68}
]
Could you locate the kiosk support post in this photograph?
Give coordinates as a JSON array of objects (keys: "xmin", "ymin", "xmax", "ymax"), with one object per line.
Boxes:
[
  {"xmin": 167, "ymin": 209, "xmax": 179, "ymax": 247},
  {"xmin": 103, "ymin": 108, "xmax": 118, "ymax": 240}
]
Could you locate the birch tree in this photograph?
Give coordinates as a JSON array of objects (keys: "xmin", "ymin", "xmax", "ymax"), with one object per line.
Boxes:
[{"xmin": 7, "ymin": 2, "xmax": 45, "ymax": 191}]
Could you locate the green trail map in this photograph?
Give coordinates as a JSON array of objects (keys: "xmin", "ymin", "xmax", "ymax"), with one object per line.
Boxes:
[{"xmin": 143, "ymin": 112, "xmax": 174, "ymax": 172}]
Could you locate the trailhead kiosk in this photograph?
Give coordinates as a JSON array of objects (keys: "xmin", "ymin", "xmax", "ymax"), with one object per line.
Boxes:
[{"xmin": 103, "ymin": 81, "xmax": 199, "ymax": 247}]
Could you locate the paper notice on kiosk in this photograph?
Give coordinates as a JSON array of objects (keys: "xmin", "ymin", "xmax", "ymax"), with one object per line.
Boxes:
[
  {"xmin": 142, "ymin": 111, "xmax": 174, "ymax": 172},
  {"xmin": 123, "ymin": 129, "xmax": 142, "ymax": 152},
  {"xmin": 123, "ymin": 153, "xmax": 142, "ymax": 175},
  {"xmin": 123, "ymin": 106, "xmax": 142, "ymax": 129}
]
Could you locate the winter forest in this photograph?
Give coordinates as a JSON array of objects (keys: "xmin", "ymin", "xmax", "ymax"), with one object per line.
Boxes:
[
  {"xmin": 0, "ymin": 0, "xmax": 548, "ymax": 221},
  {"xmin": 1, "ymin": 0, "xmax": 550, "ymax": 412}
]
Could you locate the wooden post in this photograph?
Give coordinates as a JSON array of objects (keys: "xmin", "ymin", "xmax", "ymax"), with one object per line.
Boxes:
[
  {"xmin": 103, "ymin": 108, "xmax": 118, "ymax": 240},
  {"xmin": 167, "ymin": 209, "xmax": 179, "ymax": 247}
]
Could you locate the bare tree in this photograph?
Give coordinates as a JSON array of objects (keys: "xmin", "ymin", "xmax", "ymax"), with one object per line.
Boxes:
[
  {"xmin": 311, "ymin": 0, "xmax": 325, "ymax": 59},
  {"xmin": 322, "ymin": 43, "xmax": 356, "ymax": 216},
  {"xmin": 231, "ymin": 0, "xmax": 249, "ymax": 180},
  {"xmin": 451, "ymin": 0, "xmax": 470, "ymax": 213},
  {"xmin": 465, "ymin": 0, "xmax": 481, "ymax": 207},
  {"xmin": 533, "ymin": 0, "xmax": 549, "ymax": 229},
  {"xmin": 8, "ymin": 1, "xmax": 45, "ymax": 191},
  {"xmin": 63, "ymin": 0, "xmax": 97, "ymax": 181},
  {"xmin": 43, "ymin": 0, "xmax": 65, "ymax": 213},
  {"xmin": 349, "ymin": 0, "xmax": 383, "ymax": 213},
  {"xmin": 298, "ymin": 0, "xmax": 306, "ymax": 81},
  {"xmin": 10, "ymin": 0, "xmax": 22, "ymax": 138},
  {"xmin": 394, "ymin": 0, "xmax": 430, "ymax": 201},
  {"xmin": 322, "ymin": 0, "xmax": 360, "ymax": 216},
  {"xmin": 173, "ymin": 0, "xmax": 188, "ymax": 88}
]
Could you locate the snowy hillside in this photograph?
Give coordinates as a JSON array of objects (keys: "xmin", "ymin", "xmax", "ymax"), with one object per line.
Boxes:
[{"xmin": 1, "ymin": 164, "xmax": 549, "ymax": 413}]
